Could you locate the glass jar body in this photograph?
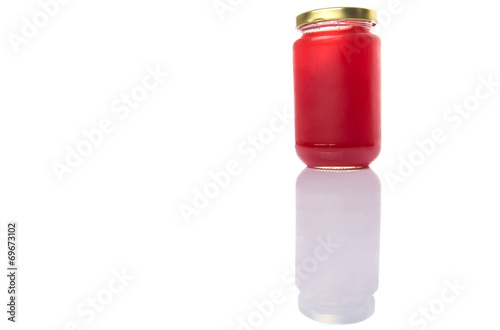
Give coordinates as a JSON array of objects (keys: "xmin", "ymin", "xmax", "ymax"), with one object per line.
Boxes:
[{"xmin": 293, "ymin": 20, "xmax": 381, "ymax": 168}]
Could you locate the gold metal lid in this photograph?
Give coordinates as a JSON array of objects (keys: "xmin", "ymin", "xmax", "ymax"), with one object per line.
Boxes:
[{"xmin": 296, "ymin": 7, "xmax": 378, "ymax": 28}]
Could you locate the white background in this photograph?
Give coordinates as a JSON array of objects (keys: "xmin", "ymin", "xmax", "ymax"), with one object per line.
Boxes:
[{"xmin": 1, "ymin": 0, "xmax": 500, "ymax": 329}]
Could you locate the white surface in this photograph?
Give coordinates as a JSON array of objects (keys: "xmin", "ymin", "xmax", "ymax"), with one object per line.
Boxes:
[{"xmin": 1, "ymin": 0, "xmax": 499, "ymax": 329}]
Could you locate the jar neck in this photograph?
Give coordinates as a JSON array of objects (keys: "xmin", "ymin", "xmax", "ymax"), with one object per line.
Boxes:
[{"xmin": 298, "ymin": 19, "xmax": 375, "ymax": 34}]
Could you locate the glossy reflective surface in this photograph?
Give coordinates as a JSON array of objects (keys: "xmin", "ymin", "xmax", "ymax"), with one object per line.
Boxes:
[{"xmin": 296, "ymin": 167, "xmax": 381, "ymax": 324}]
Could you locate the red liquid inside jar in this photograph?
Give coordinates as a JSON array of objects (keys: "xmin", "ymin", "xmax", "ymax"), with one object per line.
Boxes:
[{"xmin": 294, "ymin": 18, "xmax": 381, "ymax": 168}]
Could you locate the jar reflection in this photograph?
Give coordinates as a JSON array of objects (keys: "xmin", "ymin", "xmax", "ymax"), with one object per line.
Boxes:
[{"xmin": 295, "ymin": 167, "xmax": 381, "ymax": 324}]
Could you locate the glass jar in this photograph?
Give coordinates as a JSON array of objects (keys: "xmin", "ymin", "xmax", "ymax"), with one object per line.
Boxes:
[{"xmin": 293, "ymin": 7, "xmax": 381, "ymax": 169}]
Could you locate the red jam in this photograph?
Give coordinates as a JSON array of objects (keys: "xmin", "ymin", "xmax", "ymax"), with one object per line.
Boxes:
[{"xmin": 294, "ymin": 18, "xmax": 381, "ymax": 168}]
